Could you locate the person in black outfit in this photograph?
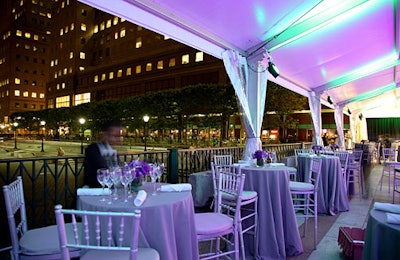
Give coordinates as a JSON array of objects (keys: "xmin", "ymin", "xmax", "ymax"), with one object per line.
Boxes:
[
  {"xmin": 322, "ymin": 132, "xmax": 329, "ymax": 147},
  {"xmin": 83, "ymin": 121, "xmax": 122, "ymax": 188}
]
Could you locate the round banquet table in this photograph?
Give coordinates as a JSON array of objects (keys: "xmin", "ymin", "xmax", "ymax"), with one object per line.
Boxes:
[
  {"xmin": 241, "ymin": 165, "xmax": 303, "ymax": 259},
  {"xmin": 363, "ymin": 209, "xmax": 400, "ymax": 260},
  {"xmin": 297, "ymin": 154, "xmax": 349, "ymax": 215},
  {"xmin": 78, "ymin": 183, "xmax": 199, "ymax": 260}
]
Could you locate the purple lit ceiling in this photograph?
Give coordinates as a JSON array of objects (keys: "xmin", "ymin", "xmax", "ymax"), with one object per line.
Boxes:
[{"xmin": 79, "ymin": 0, "xmax": 400, "ymax": 118}]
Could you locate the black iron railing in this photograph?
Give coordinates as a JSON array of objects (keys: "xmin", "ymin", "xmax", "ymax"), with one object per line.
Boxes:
[{"xmin": 0, "ymin": 143, "xmax": 309, "ymax": 249}]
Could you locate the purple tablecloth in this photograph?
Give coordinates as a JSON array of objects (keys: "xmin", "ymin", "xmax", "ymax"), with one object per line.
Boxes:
[
  {"xmin": 241, "ymin": 165, "xmax": 303, "ymax": 259},
  {"xmin": 78, "ymin": 183, "xmax": 199, "ymax": 260},
  {"xmin": 363, "ymin": 209, "xmax": 400, "ymax": 259},
  {"xmin": 297, "ymin": 155, "xmax": 349, "ymax": 215}
]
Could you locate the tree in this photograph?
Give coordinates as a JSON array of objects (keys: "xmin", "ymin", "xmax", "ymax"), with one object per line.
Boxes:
[{"xmin": 264, "ymin": 82, "xmax": 308, "ymax": 142}]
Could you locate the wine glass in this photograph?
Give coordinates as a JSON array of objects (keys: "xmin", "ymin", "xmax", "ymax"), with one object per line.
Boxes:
[
  {"xmin": 109, "ymin": 166, "xmax": 121, "ymax": 201},
  {"xmin": 150, "ymin": 164, "xmax": 159, "ymax": 196},
  {"xmin": 103, "ymin": 171, "xmax": 114, "ymax": 204},
  {"xmin": 96, "ymin": 168, "xmax": 109, "ymax": 202},
  {"xmin": 120, "ymin": 165, "xmax": 133, "ymax": 202}
]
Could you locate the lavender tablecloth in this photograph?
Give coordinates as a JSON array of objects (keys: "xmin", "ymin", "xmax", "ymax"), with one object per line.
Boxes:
[
  {"xmin": 363, "ymin": 209, "xmax": 400, "ymax": 259},
  {"xmin": 297, "ymin": 155, "xmax": 349, "ymax": 215},
  {"xmin": 78, "ymin": 183, "xmax": 199, "ymax": 260},
  {"xmin": 241, "ymin": 165, "xmax": 303, "ymax": 259}
]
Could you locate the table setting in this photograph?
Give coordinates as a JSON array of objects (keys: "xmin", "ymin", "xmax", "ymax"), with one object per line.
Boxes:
[
  {"xmin": 363, "ymin": 202, "xmax": 400, "ymax": 259},
  {"xmin": 77, "ymin": 159, "xmax": 199, "ymax": 260}
]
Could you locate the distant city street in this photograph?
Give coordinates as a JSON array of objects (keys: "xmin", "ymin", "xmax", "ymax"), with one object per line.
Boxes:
[{"xmin": 0, "ymin": 138, "xmax": 167, "ymax": 159}]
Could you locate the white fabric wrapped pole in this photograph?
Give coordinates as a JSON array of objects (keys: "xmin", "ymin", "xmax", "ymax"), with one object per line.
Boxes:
[
  {"xmin": 308, "ymin": 91, "xmax": 323, "ymax": 146},
  {"xmin": 222, "ymin": 50, "xmax": 268, "ymax": 161},
  {"xmin": 334, "ymin": 104, "xmax": 345, "ymax": 150}
]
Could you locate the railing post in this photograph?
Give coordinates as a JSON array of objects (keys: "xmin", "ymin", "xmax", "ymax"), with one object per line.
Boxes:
[{"xmin": 167, "ymin": 148, "xmax": 178, "ymax": 184}]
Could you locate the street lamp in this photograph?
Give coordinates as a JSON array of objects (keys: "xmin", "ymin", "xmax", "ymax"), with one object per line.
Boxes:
[
  {"xmin": 13, "ymin": 122, "xmax": 18, "ymax": 149},
  {"xmin": 40, "ymin": 120, "xmax": 46, "ymax": 152},
  {"xmin": 79, "ymin": 118, "xmax": 86, "ymax": 154},
  {"xmin": 143, "ymin": 115, "xmax": 149, "ymax": 151}
]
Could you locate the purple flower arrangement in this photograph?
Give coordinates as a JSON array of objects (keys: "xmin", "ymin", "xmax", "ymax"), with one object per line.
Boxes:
[
  {"xmin": 331, "ymin": 144, "xmax": 340, "ymax": 151},
  {"xmin": 252, "ymin": 150, "xmax": 268, "ymax": 160},
  {"xmin": 311, "ymin": 145, "xmax": 323, "ymax": 151},
  {"xmin": 128, "ymin": 159, "xmax": 151, "ymax": 181}
]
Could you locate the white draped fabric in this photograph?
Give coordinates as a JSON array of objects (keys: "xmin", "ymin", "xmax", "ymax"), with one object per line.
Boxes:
[
  {"xmin": 222, "ymin": 50, "xmax": 268, "ymax": 160},
  {"xmin": 349, "ymin": 114, "xmax": 357, "ymax": 147},
  {"xmin": 334, "ymin": 104, "xmax": 345, "ymax": 149},
  {"xmin": 308, "ymin": 91, "xmax": 323, "ymax": 146}
]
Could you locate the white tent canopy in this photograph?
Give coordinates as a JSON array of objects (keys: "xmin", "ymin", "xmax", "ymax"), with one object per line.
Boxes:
[{"xmin": 79, "ymin": 0, "xmax": 399, "ymax": 154}]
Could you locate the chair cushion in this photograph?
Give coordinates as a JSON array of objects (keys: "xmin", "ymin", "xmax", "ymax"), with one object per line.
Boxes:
[
  {"xmin": 289, "ymin": 181, "xmax": 314, "ymax": 192},
  {"xmin": 81, "ymin": 248, "xmax": 160, "ymax": 260},
  {"xmin": 20, "ymin": 223, "xmax": 81, "ymax": 256},
  {"xmin": 222, "ymin": 190, "xmax": 257, "ymax": 201},
  {"xmin": 195, "ymin": 213, "xmax": 233, "ymax": 236}
]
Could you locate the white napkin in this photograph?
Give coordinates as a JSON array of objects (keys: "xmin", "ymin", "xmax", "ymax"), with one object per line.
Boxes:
[
  {"xmin": 134, "ymin": 190, "xmax": 147, "ymax": 207},
  {"xmin": 387, "ymin": 213, "xmax": 400, "ymax": 224},
  {"xmin": 160, "ymin": 184, "xmax": 192, "ymax": 192},
  {"xmin": 374, "ymin": 202, "xmax": 400, "ymax": 214},
  {"xmin": 77, "ymin": 188, "xmax": 111, "ymax": 196},
  {"xmin": 269, "ymin": 163, "xmax": 285, "ymax": 167}
]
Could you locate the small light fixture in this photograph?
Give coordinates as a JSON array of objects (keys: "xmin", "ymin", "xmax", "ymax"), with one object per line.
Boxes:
[
  {"xmin": 327, "ymin": 96, "xmax": 334, "ymax": 105},
  {"xmin": 347, "ymin": 108, "xmax": 352, "ymax": 114},
  {"xmin": 268, "ymin": 61, "xmax": 280, "ymax": 78}
]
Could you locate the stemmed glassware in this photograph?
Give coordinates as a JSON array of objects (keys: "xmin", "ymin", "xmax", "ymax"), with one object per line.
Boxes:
[
  {"xmin": 120, "ymin": 165, "xmax": 133, "ymax": 202},
  {"xmin": 103, "ymin": 170, "xmax": 114, "ymax": 204},
  {"xmin": 97, "ymin": 168, "xmax": 109, "ymax": 202},
  {"xmin": 150, "ymin": 164, "xmax": 159, "ymax": 196},
  {"xmin": 109, "ymin": 166, "xmax": 122, "ymax": 201}
]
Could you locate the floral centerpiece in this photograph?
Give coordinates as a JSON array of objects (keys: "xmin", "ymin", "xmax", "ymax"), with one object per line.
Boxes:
[
  {"xmin": 127, "ymin": 159, "xmax": 151, "ymax": 188},
  {"xmin": 252, "ymin": 150, "xmax": 268, "ymax": 166},
  {"xmin": 331, "ymin": 144, "xmax": 340, "ymax": 151},
  {"xmin": 311, "ymin": 145, "xmax": 323, "ymax": 155}
]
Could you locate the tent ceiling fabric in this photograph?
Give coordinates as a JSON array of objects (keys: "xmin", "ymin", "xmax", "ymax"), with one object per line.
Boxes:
[{"xmin": 79, "ymin": 0, "xmax": 400, "ymax": 118}]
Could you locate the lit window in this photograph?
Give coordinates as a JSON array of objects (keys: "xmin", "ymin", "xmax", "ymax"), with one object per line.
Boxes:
[
  {"xmin": 32, "ymin": 92, "xmax": 37, "ymax": 98},
  {"xmin": 164, "ymin": 35, "xmax": 170, "ymax": 40},
  {"xmin": 23, "ymin": 91, "xmax": 28, "ymax": 97},
  {"xmin": 113, "ymin": 17, "xmax": 118, "ymax": 25},
  {"xmin": 81, "ymin": 23, "xmax": 86, "ymax": 31},
  {"xmin": 117, "ymin": 69, "xmax": 122, "ymax": 77},
  {"xmin": 120, "ymin": 28, "xmax": 126, "ymax": 37},
  {"xmin": 157, "ymin": 61, "xmax": 163, "ymax": 69},
  {"xmin": 24, "ymin": 32, "xmax": 31, "ymax": 38},
  {"xmin": 69, "ymin": 52, "xmax": 73, "ymax": 59},
  {"xmin": 56, "ymin": 95, "xmax": 70, "ymax": 108},
  {"xmin": 195, "ymin": 52, "xmax": 204, "ymax": 62},
  {"xmin": 14, "ymin": 90, "xmax": 20, "ymax": 96},
  {"xmin": 56, "ymin": 84, "xmax": 60, "ymax": 90},
  {"xmin": 34, "ymin": 34, "xmax": 38, "ymax": 40},
  {"xmin": 136, "ymin": 65, "xmax": 141, "ymax": 74},
  {"xmin": 63, "ymin": 68, "xmax": 67, "ymax": 75},
  {"xmin": 79, "ymin": 66, "xmax": 85, "ymax": 71},
  {"xmin": 69, "ymin": 67, "xmax": 72, "ymax": 73},
  {"xmin": 60, "ymin": 28, "xmax": 63, "ymax": 35},
  {"xmin": 94, "ymin": 75, "xmax": 98, "ymax": 82},
  {"xmin": 126, "ymin": 67, "xmax": 132, "ymax": 76},
  {"xmin": 80, "ymin": 52, "xmax": 85, "ymax": 59},
  {"xmin": 182, "ymin": 54, "xmax": 189, "ymax": 64},
  {"xmin": 74, "ymin": 93, "xmax": 90, "ymax": 105},
  {"xmin": 106, "ymin": 19, "xmax": 111, "ymax": 28},
  {"xmin": 109, "ymin": 72, "xmax": 114, "ymax": 79},
  {"xmin": 100, "ymin": 22, "xmax": 105, "ymax": 31},
  {"xmin": 146, "ymin": 63, "xmax": 152, "ymax": 71},
  {"xmin": 40, "ymin": 93, "xmax": 44, "ymax": 98},
  {"xmin": 55, "ymin": 59, "xmax": 58, "ymax": 65},
  {"xmin": 54, "ymin": 73, "xmax": 57, "ymax": 79},
  {"xmin": 121, "ymin": 18, "xmax": 126, "ymax": 22},
  {"xmin": 15, "ymin": 78, "xmax": 20, "ymax": 84},
  {"xmin": 101, "ymin": 73, "xmax": 106, "ymax": 81},
  {"xmin": 137, "ymin": 26, "xmax": 142, "ymax": 31},
  {"xmin": 70, "ymin": 23, "xmax": 74, "ymax": 30},
  {"xmin": 169, "ymin": 58, "xmax": 176, "ymax": 67},
  {"xmin": 94, "ymin": 25, "xmax": 98, "ymax": 33},
  {"xmin": 114, "ymin": 32, "xmax": 118, "ymax": 39},
  {"xmin": 65, "ymin": 26, "xmax": 68, "ymax": 33},
  {"xmin": 135, "ymin": 37, "xmax": 142, "ymax": 48},
  {"xmin": 16, "ymin": 30, "xmax": 22, "ymax": 36},
  {"xmin": 62, "ymin": 83, "xmax": 65, "ymax": 89}
]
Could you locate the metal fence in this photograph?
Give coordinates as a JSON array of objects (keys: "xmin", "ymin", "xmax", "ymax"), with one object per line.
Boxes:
[{"xmin": 0, "ymin": 142, "xmax": 309, "ymax": 249}]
